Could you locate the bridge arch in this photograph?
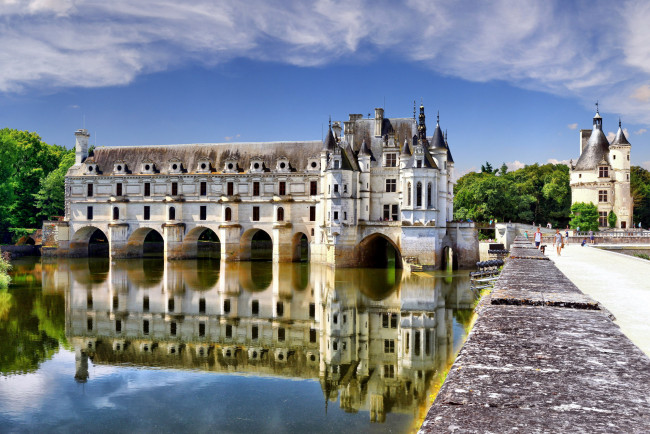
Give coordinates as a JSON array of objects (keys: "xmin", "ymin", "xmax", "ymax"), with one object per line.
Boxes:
[
  {"xmin": 70, "ymin": 225, "xmax": 109, "ymax": 257},
  {"xmin": 240, "ymin": 228, "xmax": 273, "ymax": 261},
  {"xmin": 358, "ymin": 233, "xmax": 402, "ymax": 269},
  {"xmin": 442, "ymin": 245, "xmax": 458, "ymax": 270},
  {"xmin": 184, "ymin": 226, "xmax": 221, "ymax": 259},
  {"xmin": 291, "ymin": 231, "xmax": 310, "ymax": 262},
  {"xmin": 127, "ymin": 227, "xmax": 164, "ymax": 257}
]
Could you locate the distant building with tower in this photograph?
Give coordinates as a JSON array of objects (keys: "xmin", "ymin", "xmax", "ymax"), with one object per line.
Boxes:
[{"xmin": 570, "ymin": 108, "xmax": 633, "ymax": 228}]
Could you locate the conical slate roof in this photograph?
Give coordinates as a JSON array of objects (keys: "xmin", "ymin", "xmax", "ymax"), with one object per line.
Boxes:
[
  {"xmin": 401, "ymin": 138, "xmax": 411, "ymax": 156},
  {"xmin": 322, "ymin": 127, "xmax": 337, "ymax": 152},
  {"xmin": 574, "ymin": 113, "xmax": 610, "ymax": 171},
  {"xmin": 358, "ymin": 139, "xmax": 372, "ymax": 157},
  {"xmin": 430, "ymin": 122, "xmax": 446, "ymax": 149},
  {"xmin": 611, "ymin": 120, "xmax": 631, "ymax": 146},
  {"xmin": 445, "ymin": 130, "xmax": 454, "ymax": 164}
]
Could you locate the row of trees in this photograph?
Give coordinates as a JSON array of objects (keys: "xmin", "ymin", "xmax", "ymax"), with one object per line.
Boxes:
[
  {"xmin": 454, "ymin": 162, "xmax": 650, "ymax": 229},
  {"xmin": 0, "ymin": 129, "xmax": 75, "ymax": 242}
]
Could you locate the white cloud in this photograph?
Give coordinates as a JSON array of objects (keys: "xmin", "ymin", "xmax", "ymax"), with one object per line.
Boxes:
[
  {"xmin": 547, "ymin": 158, "xmax": 571, "ymax": 166},
  {"xmin": 567, "ymin": 123, "xmax": 578, "ymax": 130},
  {"xmin": 635, "ymin": 128, "xmax": 647, "ymax": 135},
  {"xmin": 505, "ymin": 160, "xmax": 526, "ymax": 171},
  {"xmin": 642, "ymin": 161, "xmax": 650, "ymax": 170},
  {"xmin": 224, "ymin": 134, "xmax": 240, "ymax": 141},
  {"xmin": 0, "ymin": 0, "xmax": 649, "ymax": 125},
  {"xmin": 606, "ymin": 127, "xmax": 629, "ymax": 142},
  {"xmin": 453, "ymin": 166, "xmax": 476, "ymax": 182}
]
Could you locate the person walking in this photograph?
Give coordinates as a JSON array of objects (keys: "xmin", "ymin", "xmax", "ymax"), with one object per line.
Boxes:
[
  {"xmin": 534, "ymin": 228, "xmax": 542, "ymax": 249},
  {"xmin": 589, "ymin": 229, "xmax": 594, "ymax": 244},
  {"xmin": 554, "ymin": 229, "xmax": 563, "ymax": 256}
]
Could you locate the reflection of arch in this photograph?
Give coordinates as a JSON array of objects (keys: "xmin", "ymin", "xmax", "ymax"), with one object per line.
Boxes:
[
  {"xmin": 70, "ymin": 226, "xmax": 109, "ymax": 257},
  {"xmin": 291, "ymin": 232, "xmax": 310, "ymax": 262},
  {"xmin": 240, "ymin": 228, "xmax": 272, "ymax": 261},
  {"xmin": 118, "ymin": 258, "xmax": 165, "ymax": 288},
  {"xmin": 238, "ymin": 261, "xmax": 273, "ymax": 292},
  {"xmin": 184, "ymin": 226, "xmax": 221, "ymax": 259},
  {"xmin": 182, "ymin": 259, "xmax": 220, "ymax": 291},
  {"xmin": 69, "ymin": 257, "xmax": 110, "ymax": 285},
  {"xmin": 128, "ymin": 227, "xmax": 164, "ymax": 257},
  {"xmin": 442, "ymin": 245, "xmax": 458, "ymax": 270},
  {"xmin": 291, "ymin": 263, "xmax": 310, "ymax": 290},
  {"xmin": 358, "ymin": 233, "xmax": 402, "ymax": 269}
]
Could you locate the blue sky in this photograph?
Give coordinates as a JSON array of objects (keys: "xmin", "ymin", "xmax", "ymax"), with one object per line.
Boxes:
[{"xmin": 1, "ymin": 0, "xmax": 649, "ymax": 176}]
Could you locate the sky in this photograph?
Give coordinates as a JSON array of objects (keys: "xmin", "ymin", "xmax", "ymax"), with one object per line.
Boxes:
[{"xmin": 1, "ymin": 0, "xmax": 650, "ymax": 177}]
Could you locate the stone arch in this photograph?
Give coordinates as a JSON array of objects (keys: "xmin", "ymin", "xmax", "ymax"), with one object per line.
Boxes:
[
  {"xmin": 291, "ymin": 231, "xmax": 310, "ymax": 262},
  {"xmin": 127, "ymin": 227, "xmax": 164, "ymax": 258},
  {"xmin": 240, "ymin": 228, "xmax": 273, "ymax": 261},
  {"xmin": 70, "ymin": 225, "xmax": 109, "ymax": 257},
  {"xmin": 358, "ymin": 233, "xmax": 402, "ymax": 269},
  {"xmin": 184, "ymin": 226, "xmax": 221, "ymax": 259},
  {"xmin": 442, "ymin": 245, "xmax": 458, "ymax": 270}
]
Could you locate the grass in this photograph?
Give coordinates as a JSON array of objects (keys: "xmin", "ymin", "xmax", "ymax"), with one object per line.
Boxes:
[
  {"xmin": 634, "ymin": 253, "xmax": 650, "ymax": 261},
  {"xmin": 0, "ymin": 252, "xmax": 11, "ymax": 290}
]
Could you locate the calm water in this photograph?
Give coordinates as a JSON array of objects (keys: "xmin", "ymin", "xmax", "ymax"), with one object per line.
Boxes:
[{"xmin": 0, "ymin": 257, "xmax": 475, "ymax": 433}]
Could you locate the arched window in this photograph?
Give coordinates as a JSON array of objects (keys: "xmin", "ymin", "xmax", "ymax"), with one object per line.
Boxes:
[
  {"xmin": 416, "ymin": 182, "xmax": 422, "ymax": 207},
  {"xmin": 169, "ymin": 206, "xmax": 175, "ymax": 220},
  {"xmin": 407, "ymin": 183, "xmax": 412, "ymax": 206},
  {"xmin": 224, "ymin": 207, "xmax": 232, "ymax": 222},
  {"xmin": 277, "ymin": 207, "xmax": 285, "ymax": 222},
  {"xmin": 427, "ymin": 183, "xmax": 432, "ymax": 208},
  {"xmin": 113, "ymin": 207, "xmax": 119, "ymax": 220}
]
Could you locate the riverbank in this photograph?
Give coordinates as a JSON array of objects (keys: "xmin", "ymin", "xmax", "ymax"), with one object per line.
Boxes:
[
  {"xmin": 546, "ymin": 243, "xmax": 650, "ymax": 356},
  {"xmin": 420, "ymin": 238, "xmax": 650, "ymax": 433}
]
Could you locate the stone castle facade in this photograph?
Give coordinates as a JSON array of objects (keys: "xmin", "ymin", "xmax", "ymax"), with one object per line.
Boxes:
[
  {"xmin": 44, "ymin": 104, "xmax": 478, "ymax": 269},
  {"xmin": 570, "ymin": 110, "xmax": 633, "ymax": 228}
]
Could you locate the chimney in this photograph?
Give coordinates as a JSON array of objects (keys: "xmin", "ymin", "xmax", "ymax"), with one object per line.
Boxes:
[
  {"xmin": 374, "ymin": 108, "xmax": 384, "ymax": 137},
  {"xmin": 75, "ymin": 128, "xmax": 90, "ymax": 165},
  {"xmin": 332, "ymin": 121, "xmax": 342, "ymax": 140}
]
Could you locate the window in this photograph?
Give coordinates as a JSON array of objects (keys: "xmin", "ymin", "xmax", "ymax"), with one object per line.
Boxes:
[
  {"xmin": 333, "ymin": 211, "xmax": 339, "ymax": 220},
  {"xmin": 223, "ymin": 299, "xmax": 230, "ymax": 314},
  {"xmin": 113, "ymin": 207, "xmax": 119, "ymax": 220},
  {"xmin": 613, "ymin": 155, "xmax": 616, "ymax": 160},
  {"xmin": 309, "ymin": 303, "xmax": 315, "ymax": 318},
  {"xmin": 427, "ymin": 183, "xmax": 432, "ymax": 207},
  {"xmin": 276, "ymin": 301, "xmax": 284, "ymax": 317},
  {"xmin": 407, "ymin": 183, "xmax": 412, "ymax": 206},
  {"xmin": 334, "ymin": 184, "xmax": 339, "ymax": 193},
  {"xmin": 226, "ymin": 324, "xmax": 232, "ymax": 338},
  {"xmin": 333, "ymin": 314, "xmax": 338, "ymax": 324},
  {"xmin": 225, "ymin": 207, "xmax": 232, "ymax": 221},
  {"xmin": 113, "ymin": 296, "xmax": 118, "ymax": 310},
  {"xmin": 199, "ymin": 298, "xmax": 206, "ymax": 314},
  {"xmin": 143, "ymin": 320, "xmax": 149, "ymax": 335},
  {"xmin": 171, "ymin": 182, "xmax": 178, "ymax": 196},
  {"xmin": 391, "ymin": 314, "xmax": 397, "ymax": 328},
  {"xmin": 87, "ymin": 206, "xmax": 93, "ymax": 220},
  {"xmin": 334, "ymin": 160, "xmax": 340, "ymax": 169},
  {"xmin": 384, "ymin": 205, "xmax": 390, "ymax": 220},
  {"xmin": 343, "ymin": 184, "xmax": 348, "ymax": 194},
  {"xmin": 384, "ymin": 365, "xmax": 395, "ymax": 378},
  {"xmin": 386, "ymin": 179, "xmax": 396, "ymax": 192},
  {"xmin": 385, "ymin": 153, "xmax": 397, "ymax": 167},
  {"xmin": 144, "ymin": 182, "xmax": 151, "ymax": 196},
  {"xmin": 599, "ymin": 166, "xmax": 609, "ymax": 178},
  {"xmin": 416, "ymin": 182, "xmax": 422, "ymax": 207},
  {"xmin": 279, "ymin": 181, "xmax": 286, "ymax": 195},
  {"xmin": 425, "ymin": 330, "xmax": 431, "ymax": 355},
  {"xmin": 200, "ymin": 181, "xmax": 207, "ymax": 196},
  {"xmin": 200, "ymin": 205, "xmax": 207, "ymax": 220},
  {"xmin": 253, "ymin": 181, "xmax": 260, "ymax": 196},
  {"xmin": 169, "ymin": 206, "xmax": 175, "ymax": 220},
  {"xmin": 343, "ymin": 212, "xmax": 347, "ymax": 221},
  {"xmin": 116, "ymin": 319, "xmax": 122, "ymax": 333},
  {"xmin": 168, "ymin": 298, "xmax": 174, "ymax": 312},
  {"xmin": 310, "ymin": 328, "xmax": 317, "ymax": 343},
  {"xmin": 277, "ymin": 207, "xmax": 284, "ymax": 221},
  {"xmin": 143, "ymin": 296, "xmax": 149, "ymax": 312},
  {"xmin": 199, "ymin": 322, "xmax": 205, "ymax": 337},
  {"xmin": 406, "ymin": 332, "xmax": 410, "ymax": 353},
  {"xmin": 252, "ymin": 300, "xmax": 259, "ymax": 315},
  {"xmin": 278, "ymin": 327, "xmax": 285, "ymax": 342},
  {"xmin": 415, "ymin": 331, "xmax": 421, "ymax": 356},
  {"xmin": 598, "ymin": 190, "xmax": 608, "ymax": 203},
  {"xmin": 87, "ymin": 183, "xmax": 93, "ymax": 197},
  {"xmin": 87, "ymin": 317, "xmax": 93, "ymax": 331},
  {"xmin": 627, "ymin": 154, "xmax": 630, "ymax": 161},
  {"xmin": 384, "ymin": 339, "xmax": 395, "ymax": 353},
  {"xmin": 253, "ymin": 206, "xmax": 260, "ymax": 221},
  {"xmin": 87, "ymin": 295, "xmax": 93, "ymax": 309},
  {"xmin": 417, "ymin": 159, "xmax": 422, "ymax": 168},
  {"xmin": 382, "ymin": 313, "xmax": 398, "ymax": 328},
  {"xmin": 309, "ymin": 206, "xmax": 316, "ymax": 222},
  {"xmin": 391, "ymin": 204, "xmax": 399, "ymax": 221},
  {"xmin": 252, "ymin": 325, "xmax": 258, "ymax": 340},
  {"xmin": 170, "ymin": 322, "xmax": 177, "ymax": 336},
  {"xmin": 333, "ymin": 341, "xmax": 338, "ymax": 351},
  {"xmin": 227, "ymin": 182, "xmax": 234, "ymax": 196},
  {"xmin": 599, "ymin": 211, "xmax": 608, "ymax": 227},
  {"xmin": 116, "ymin": 182, "xmax": 122, "ymax": 196},
  {"xmin": 144, "ymin": 206, "xmax": 150, "ymax": 220},
  {"xmin": 310, "ymin": 181, "xmax": 318, "ymax": 195}
]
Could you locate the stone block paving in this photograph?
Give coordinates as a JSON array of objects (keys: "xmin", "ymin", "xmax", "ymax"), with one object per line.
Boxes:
[{"xmin": 420, "ymin": 237, "xmax": 650, "ymax": 433}]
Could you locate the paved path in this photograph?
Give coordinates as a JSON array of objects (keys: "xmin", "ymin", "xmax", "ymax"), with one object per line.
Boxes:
[{"xmin": 546, "ymin": 244, "xmax": 650, "ymax": 356}]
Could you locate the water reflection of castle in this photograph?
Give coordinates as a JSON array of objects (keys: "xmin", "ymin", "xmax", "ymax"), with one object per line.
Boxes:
[{"xmin": 56, "ymin": 258, "xmax": 473, "ymax": 422}]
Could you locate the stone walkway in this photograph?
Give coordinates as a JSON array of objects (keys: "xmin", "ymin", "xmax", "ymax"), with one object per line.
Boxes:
[{"xmin": 546, "ymin": 243, "xmax": 650, "ymax": 356}]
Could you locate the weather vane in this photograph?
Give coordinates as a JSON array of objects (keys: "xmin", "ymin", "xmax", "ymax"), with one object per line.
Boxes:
[{"xmin": 595, "ymin": 100, "xmax": 599, "ymax": 113}]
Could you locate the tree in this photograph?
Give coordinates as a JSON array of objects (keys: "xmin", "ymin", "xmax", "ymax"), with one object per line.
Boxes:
[
  {"xmin": 34, "ymin": 152, "xmax": 75, "ymax": 220},
  {"xmin": 480, "ymin": 162, "xmax": 497, "ymax": 175},
  {"xmin": 499, "ymin": 162, "xmax": 508, "ymax": 176},
  {"xmin": 631, "ymin": 166, "xmax": 650, "ymax": 228},
  {"xmin": 608, "ymin": 210, "xmax": 617, "ymax": 228},
  {"xmin": 569, "ymin": 202, "xmax": 599, "ymax": 232}
]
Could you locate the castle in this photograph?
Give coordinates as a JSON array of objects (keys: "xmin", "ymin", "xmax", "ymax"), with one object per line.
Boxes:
[
  {"xmin": 43, "ymin": 104, "xmax": 478, "ymax": 269},
  {"xmin": 570, "ymin": 109, "xmax": 633, "ymax": 228}
]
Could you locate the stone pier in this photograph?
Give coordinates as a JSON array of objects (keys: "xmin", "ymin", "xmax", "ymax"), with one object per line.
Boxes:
[{"xmin": 420, "ymin": 237, "xmax": 650, "ymax": 433}]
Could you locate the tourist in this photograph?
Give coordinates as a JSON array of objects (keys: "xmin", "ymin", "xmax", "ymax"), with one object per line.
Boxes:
[
  {"xmin": 581, "ymin": 238, "xmax": 587, "ymax": 247},
  {"xmin": 547, "ymin": 222, "xmax": 552, "ymax": 229},
  {"xmin": 565, "ymin": 228, "xmax": 569, "ymax": 243},
  {"xmin": 534, "ymin": 228, "xmax": 542, "ymax": 249},
  {"xmin": 524, "ymin": 230, "xmax": 529, "ymax": 240},
  {"xmin": 554, "ymin": 229, "xmax": 563, "ymax": 256},
  {"xmin": 589, "ymin": 229, "xmax": 594, "ymax": 244}
]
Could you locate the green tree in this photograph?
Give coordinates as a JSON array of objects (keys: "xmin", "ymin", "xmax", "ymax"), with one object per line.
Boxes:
[
  {"xmin": 631, "ymin": 166, "xmax": 650, "ymax": 228},
  {"xmin": 569, "ymin": 202, "xmax": 599, "ymax": 232},
  {"xmin": 499, "ymin": 162, "xmax": 508, "ymax": 176},
  {"xmin": 608, "ymin": 210, "xmax": 617, "ymax": 228},
  {"xmin": 480, "ymin": 161, "xmax": 497, "ymax": 174},
  {"xmin": 34, "ymin": 152, "xmax": 75, "ymax": 220}
]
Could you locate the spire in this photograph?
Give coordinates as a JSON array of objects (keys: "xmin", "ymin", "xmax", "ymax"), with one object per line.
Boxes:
[
  {"xmin": 359, "ymin": 139, "xmax": 372, "ymax": 157},
  {"xmin": 430, "ymin": 115, "xmax": 445, "ymax": 149},
  {"xmin": 322, "ymin": 123, "xmax": 337, "ymax": 152},
  {"xmin": 401, "ymin": 138, "xmax": 411, "ymax": 156},
  {"xmin": 611, "ymin": 119, "xmax": 631, "ymax": 146},
  {"xmin": 418, "ymin": 103, "xmax": 427, "ymax": 140}
]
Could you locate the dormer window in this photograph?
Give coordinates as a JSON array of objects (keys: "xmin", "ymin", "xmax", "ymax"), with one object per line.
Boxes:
[
  {"xmin": 598, "ymin": 166, "xmax": 609, "ymax": 178},
  {"xmin": 114, "ymin": 161, "xmax": 126, "ymax": 175},
  {"xmin": 141, "ymin": 160, "xmax": 155, "ymax": 174},
  {"xmin": 276, "ymin": 158, "xmax": 290, "ymax": 172},
  {"xmin": 307, "ymin": 159, "xmax": 319, "ymax": 171},
  {"xmin": 333, "ymin": 159, "xmax": 340, "ymax": 169},
  {"xmin": 86, "ymin": 164, "xmax": 98, "ymax": 174},
  {"xmin": 196, "ymin": 158, "xmax": 210, "ymax": 173},
  {"xmin": 224, "ymin": 160, "xmax": 238, "ymax": 173},
  {"xmin": 168, "ymin": 159, "xmax": 182, "ymax": 174},
  {"xmin": 385, "ymin": 153, "xmax": 397, "ymax": 167},
  {"xmin": 417, "ymin": 159, "xmax": 422, "ymax": 168},
  {"xmin": 250, "ymin": 158, "xmax": 264, "ymax": 173}
]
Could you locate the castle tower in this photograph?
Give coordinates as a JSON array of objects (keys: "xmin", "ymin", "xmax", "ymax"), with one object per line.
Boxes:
[{"xmin": 75, "ymin": 128, "xmax": 90, "ymax": 165}]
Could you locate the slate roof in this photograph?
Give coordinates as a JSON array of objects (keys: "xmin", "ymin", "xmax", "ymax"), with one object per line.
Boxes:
[
  {"xmin": 611, "ymin": 121, "xmax": 631, "ymax": 146},
  {"xmin": 574, "ymin": 116, "xmax": 611, "ymax": 171}
]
